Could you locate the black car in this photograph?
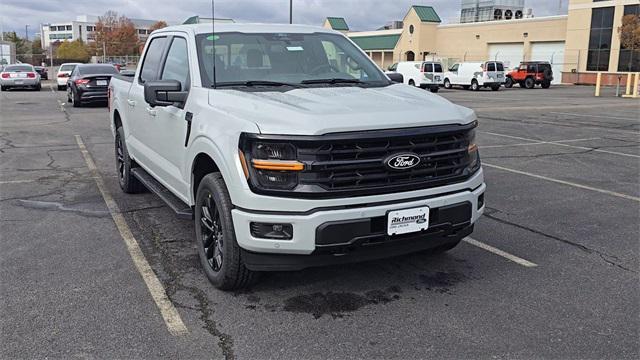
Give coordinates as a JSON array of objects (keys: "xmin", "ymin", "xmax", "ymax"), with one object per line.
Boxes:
[
  {"xmin": 34, "ymin": 66, "xmax": 48, "ymax": 80},
  {"xmin": 67, "ymin": 64, "xmax": 118, "ymax": 107}
]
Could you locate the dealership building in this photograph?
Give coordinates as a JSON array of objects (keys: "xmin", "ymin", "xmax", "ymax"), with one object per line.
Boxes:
[{"xmin": 324, "ymin": 0, "xmax": 640, "ymax": 84}]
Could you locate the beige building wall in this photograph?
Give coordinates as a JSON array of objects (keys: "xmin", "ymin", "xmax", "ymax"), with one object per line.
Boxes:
[
  {"xmin": 435, "ymin": 16, "xmax": 568, "ymax": 63},
  {"xmin": 394, "ymin": 8, "xmax": 439, "ymax": 62}
]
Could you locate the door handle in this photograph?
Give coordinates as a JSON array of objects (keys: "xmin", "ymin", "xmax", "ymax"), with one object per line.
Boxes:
[
  {"xmin": 146, "ymin": 107, "xmax": 157, "ymax": 117},
  {"xmin": 127, "ymin": 99, "xmax": 136, "ymax": 107}
]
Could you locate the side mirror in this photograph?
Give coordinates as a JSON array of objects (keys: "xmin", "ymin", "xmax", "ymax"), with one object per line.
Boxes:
[
  {"xmin": 387, "ymin": 73, "xmax": 404, "ymax": 83},
  {"xmin": 144, "ymin": 79, "xmax": 187, "ymax": 107}
]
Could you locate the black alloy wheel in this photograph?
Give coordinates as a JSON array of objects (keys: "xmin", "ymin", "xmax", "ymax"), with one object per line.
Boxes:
[{"xmin": 200, "ymin": 192, "xmax": 224, "ymax": 272}]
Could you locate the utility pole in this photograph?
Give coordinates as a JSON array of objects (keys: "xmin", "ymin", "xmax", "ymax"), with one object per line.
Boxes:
[
  {"xmin": 25, "ymin": 24, "xmax": 29, "ymax": 42},
  {"xmin": 103, "ymin": 42, "xmax": 106, "ymax": 63},
  {"xmin": 289, "ymin": 0, "xmax": 293, "ymax": 24}
]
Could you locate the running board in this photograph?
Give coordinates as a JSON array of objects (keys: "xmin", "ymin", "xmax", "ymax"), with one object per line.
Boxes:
[{"xmin": 131, "ymin": 167, "xmax": 193, "ymax": 219}]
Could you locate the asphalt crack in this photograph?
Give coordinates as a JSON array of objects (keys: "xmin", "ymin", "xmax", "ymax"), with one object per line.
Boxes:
[
  {"xmin": 483, "ymin": 213, "xmax": 636, "ymax": 274},
  {"xmin": 14, "ymin": 199, "xmax": 109, "ymax": 218}
]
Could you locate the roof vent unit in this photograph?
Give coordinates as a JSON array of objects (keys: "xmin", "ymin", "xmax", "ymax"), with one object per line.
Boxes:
[
  {"xmin": 515, "ymin": 10, "xmax": 523, "ymax": 19},
  {"xmin": 525, "ymin": 8, "xmax": 534, "ymax": 18},
  {"xmin": 494, "ymin": 9, "xmax": 503, "ymax": 20},
  {"xmin": 504, "ymin": 9, "xmax": 513, "ymax": 20}
]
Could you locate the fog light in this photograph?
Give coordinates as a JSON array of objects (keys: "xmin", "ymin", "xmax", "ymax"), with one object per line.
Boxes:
[
  {"xmin": 250, "ymin": 222, "xmax": 293, "ymax": 240},
  {"xmin": 478, "ymin": 193, "xmax": 485, "ymax": 209}
]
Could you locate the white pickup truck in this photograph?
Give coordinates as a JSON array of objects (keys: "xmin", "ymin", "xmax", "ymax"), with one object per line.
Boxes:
[{"xmin": 109, "ymin": 23, "xmax": 485, "ymax": 290}]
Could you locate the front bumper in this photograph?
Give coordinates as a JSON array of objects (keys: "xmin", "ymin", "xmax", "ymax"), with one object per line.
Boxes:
[{"xmin": 231, "ymin": 179, "xmax": 485, "ymax": 257}]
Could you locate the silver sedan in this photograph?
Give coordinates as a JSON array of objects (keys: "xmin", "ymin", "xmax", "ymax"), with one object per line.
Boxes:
[{"xmin": 0, "ymin": 64, "xmax": 42, "ymax": 91}]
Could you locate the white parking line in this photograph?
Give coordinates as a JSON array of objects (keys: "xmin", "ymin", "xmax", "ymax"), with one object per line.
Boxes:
[
  {"xmin": 482, "ymin": 131, "xmax": 639, "ymax": 159},
  {"xmin": 75, "ymin": 135, "xmax": 188, "ymax": 337},
  {"xmin": 549, "ymin": 112, "xmax": 640, "ymax": 121},
  {"xmin": 463, "ymin": 237, "xmax": 538, "ymax": 268},
  {"xmin": 483, "ymin": 162, "xmax": 640, "ymax": 202}
]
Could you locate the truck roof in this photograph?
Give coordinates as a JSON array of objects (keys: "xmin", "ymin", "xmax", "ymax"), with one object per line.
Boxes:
[{"xmin": 153, "ymin": 23, "xmax": 338, "ymax": 36}]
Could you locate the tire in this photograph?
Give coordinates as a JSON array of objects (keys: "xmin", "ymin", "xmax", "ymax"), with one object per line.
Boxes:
[
  {"xmin": 195, "ymin": 173, "xmax": 258, "ymax": 290},
  {"xmin": 491, "ymin": 85, "xmax": 500, "ymax": 91},
  {"xmin": 462, "ymin": 85, "xmax": 470, "ymax": 90},
  {"xmin": 541, "ymin": 81, "xmax": 551, "ymax": 89},
  {"xmin": 408, "ymin": 79, "xmax": 415, "ymax": 87},
  {"xmin": 419, "ymin": 84, "xmax": 428, "ymax": 90},
  {"xmin": 430, "ymin": 87, "xmax": 439, "ymax": 93},
  {"xmin": 504, "ymin": 77, "xmax": 513, "ymax": 88},
  {"xmin": 57, "ymin": 85, "xmax": 65, "ymax": 91},
  {"xmin": 470, "ymin": 80, "xmax": 479, "ymax": 91},
  {"xmin": 34, "ymin": 83, "xmax": 41, "ymax": 91},
  {"xmin": 0, "ymin": 85, "xmax": 6, "ymax": 91},
  {"xmin": 524, "ymin": 77, "xmax": 535, "ymax": 89},
  {"xmin": 72, "ymin": 89, "xmax": 81, "ymax": 107},
  {"xmin": 115, "ymin": 127, "xmax": 146, "ymax": 194},
  {"xmin": 443, "ymin": 78, "xmax": 452, "ymax": 89}
]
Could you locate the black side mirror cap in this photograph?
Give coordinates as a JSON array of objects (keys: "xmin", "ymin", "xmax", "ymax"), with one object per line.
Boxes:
[
  {"xmin": 387, "ymin": 73, "xmax": 404, "ymax": 83},
  {"xmin": 144, "ymin": 79, "xmax": 187, "ymax": 107}
]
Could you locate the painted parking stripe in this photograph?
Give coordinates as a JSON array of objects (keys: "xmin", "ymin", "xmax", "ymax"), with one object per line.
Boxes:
[
  {"xmin": 75, "ymin": 135, "xmax": 188, "ymax": 336},
  {"xmin": 463, "ymin": 237, "xmax": 538, "ymax": 268},
  {"xmin": 549, "ymin": 111, "xmax": 639, "ymax": 121},
  {"xmin": 483, "ymin": 131, "xmax": 640, "ymax": 159},
  {"xmin": 480, "ymin": 137, "xmax": 601, "ymax": 149},
  {"xmin": 483, "ymin": 162, "xmax": 640, "ymax": 202}
]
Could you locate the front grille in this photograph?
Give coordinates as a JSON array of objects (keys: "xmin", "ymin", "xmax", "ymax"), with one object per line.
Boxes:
[{"xmin": 293, "ymin": 123, "xmax": 478, "ymax": 197}]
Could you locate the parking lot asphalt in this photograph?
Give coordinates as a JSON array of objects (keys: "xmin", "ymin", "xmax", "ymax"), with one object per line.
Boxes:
[{"xmin": 1, "ymin": 82, "xmax": 638, "ymax": 359}]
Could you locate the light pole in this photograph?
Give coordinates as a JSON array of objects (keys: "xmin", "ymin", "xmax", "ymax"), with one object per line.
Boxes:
[
  {"xmin": 289, "ymin": 0, "xmax": 293, "ymax": 24},
  {"xmin": 25, "ymin": 24, "xmax": 29, "ymax": 42}
]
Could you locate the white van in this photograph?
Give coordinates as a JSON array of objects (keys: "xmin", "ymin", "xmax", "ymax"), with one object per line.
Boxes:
[
  {"xmin": 443, "ymin": 61, "xmax": 504, "ymax": 91},
  {"xmin": 387, "ymin": 61, "xmax": 444, "ymax": 93}
]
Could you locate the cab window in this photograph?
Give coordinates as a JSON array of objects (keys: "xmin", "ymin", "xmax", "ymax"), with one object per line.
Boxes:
[
  {"xmin": 140, "ymin": 36, "xmax": 168, "ymax": 83},
  {"xmin": 434, "ymin": 63, "xmax": 443, "ymax": 72},
  {"xmin": 161, "ymin": 37, "xmax": 190, "ymax": 90},
  {"xmin": 387, "ymin": 63, "xmax": 398, "ymax": 71},
  {"xmin": 487, "ymin": 62, "xmax": 496, "ymax": 71},
  {"xmin": 422, "ymin": 63, "xmax": 433, "ymax": 72}
]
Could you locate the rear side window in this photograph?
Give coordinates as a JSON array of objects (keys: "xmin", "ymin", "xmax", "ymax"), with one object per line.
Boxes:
[
  {"xmin": 487, "ymin": 62, "xmax": 496, "ymax": 71},
  {"xmin": 434, "ymin": 63, "xmax": 443, "ymax": 72},
  {"xmin": 496, "ymin": 62, "xmax": 504, "ymax": 71},
  {"xmin": 422, "ymin": 63, "xmax": 433, "ymax": 72},
  {"xmin": 527, "ymin": 64, "xmax": 537, "ymax": 73},
  {"xmin": 161, "ymin": 37, "xmax": 190, "ymax": 90},
  {"xmin": 539, "ymin": 64, "xmax": 551, "ymax": 73},
  {"xmin": 140, "ymin": 37, "xmax": 168, "ymax": 83}
]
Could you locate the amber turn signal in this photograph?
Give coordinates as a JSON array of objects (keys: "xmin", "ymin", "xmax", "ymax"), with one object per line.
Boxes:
[{"xmin": 251, "ymin": 159, "xmax": 304, "ymax": 171}]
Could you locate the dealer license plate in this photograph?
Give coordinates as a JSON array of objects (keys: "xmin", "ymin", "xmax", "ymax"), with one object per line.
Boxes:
[
  {"xmin": 96, "ymin": 80, "xmax": 108, "ymax": 86},
  {"xmin": 387, "ymin": 206, "xmax": 429, "ymax": 236},
  {"xmin": 14, "ymin": 80, "xmax": 24, "ymax": 85}
]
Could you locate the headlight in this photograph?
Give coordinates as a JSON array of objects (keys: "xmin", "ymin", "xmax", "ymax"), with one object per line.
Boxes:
[
  {"xmin": 239, "ymin": 135, "xmax": 303, "ymax": 191},
  {"xmin": 465, "ymin": 129, "xmax": 480, "ymax": 172}
]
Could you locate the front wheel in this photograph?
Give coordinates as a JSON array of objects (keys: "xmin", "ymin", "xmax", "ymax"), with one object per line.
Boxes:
[
  {"xmin": 470, "ymin": 80, "xmax": 479, "ymax": 91},
  {"xmin": 504, "ymin": 77, "xmax": 513, "ymax": 88},
  {"xmin": 443, "ymin": 79, "xmax": 452, "ymax": 89},
  {"xmin": 195, "ymin": 173, "xmax": 258, "ymax": 290}
]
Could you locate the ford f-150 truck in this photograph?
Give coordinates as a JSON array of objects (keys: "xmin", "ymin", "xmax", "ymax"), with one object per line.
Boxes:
[{"xmin": 109, "ymin": 23, "xmax": 485, "ymax": 290}]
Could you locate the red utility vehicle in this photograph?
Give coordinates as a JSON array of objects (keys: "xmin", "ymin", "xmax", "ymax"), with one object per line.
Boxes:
[{"xmin": 505, "ymin": 61, "xmax": 553, "ymax": 89}]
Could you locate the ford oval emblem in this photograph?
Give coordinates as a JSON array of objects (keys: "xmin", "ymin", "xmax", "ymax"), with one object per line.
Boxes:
[{"xmin": 385, "ymin": 153, "xmax": 421, "ymax": 170}]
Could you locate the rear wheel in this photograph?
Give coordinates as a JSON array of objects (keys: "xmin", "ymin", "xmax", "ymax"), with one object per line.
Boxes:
[
  {"xmin": 504, "ymin": 77, "xmax": 513, "ymax": 88},
  {"xmin": 491, "ymin": 84, "xmax": 500, "ymax": 91},
  {"xmin": 541, "ymin": 81, "xmax": 551, "ymax": 89},
  {"xmin": 524, "ymin": 77, "xmax": 535, "ymax": 89},
  {"xmin": 72, "ymin": 89, "xmax": 81, "ymax": 107},
  {"xmin": 470, "ymin": 80, "xmax": 479, "ymax": 91},
  {"xmin": 443, "ymin": 78, "xmax": 452, "ymax": 89},
  {"xmin": 408, "ymin": 79, "xmax": 415, "ymax": 87},
  {"xmin": 0, "ymin": 85, "xmax": 6, "ymax": 91},
  {"xmin": 34, "ymin": 83, "xmax": 41, "ymax": 91},
  {"xmin": 57, "ymin": 85, "xmax": 65, "ymax": 91},
  {"xmin": 115, "ymin": 127, "xmax": 145, "ymax": 193},
  {"xmin": 195, "ymin": 173, "xmax": 258, "ymax": 290},
  {"xmin": 430, "ymin": 87, "xmax": 439, "ymax": 93}
]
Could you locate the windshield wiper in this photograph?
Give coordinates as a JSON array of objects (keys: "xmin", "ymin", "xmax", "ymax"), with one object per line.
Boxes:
[
  {"xmin": 301, "ymin": 78, "xmax": 366, "ymax": 85},
  {"xmin": 214, "ymin": 80, "xmax": 305, "ymax": 88}
]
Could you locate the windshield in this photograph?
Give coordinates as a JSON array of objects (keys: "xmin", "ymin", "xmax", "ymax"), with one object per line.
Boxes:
[
  {"xmin": 5, "ymin": 65, "xmax": 33, "ymax": 72},
  {"xmin": 60, "ymin": 64, "xmax": 77, "ymax": 72},
  {"xmin": 196, "ymin": 32, "xmax": 390, "ymax": 88}
]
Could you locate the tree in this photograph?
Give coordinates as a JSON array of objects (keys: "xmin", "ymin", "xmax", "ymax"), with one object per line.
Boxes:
[
  {"xmin": 31, "ymin": 36, "xmax": 45, "ymax": 65},
  {"xmin": 94, "ymin": 11, "xmax": 140, "ymax": 57},
  {"xmin": 148, "ymin": 21, "xmax": 168, "ymax": 33},
  {"xmin": 619, "ymin": 14, "xmax": 640, "ymax": 51},
  {"xmin": 56, "ymin": 40, "xmax": 91, "ymax": 62},
  {"xmin": 4, "ymin": 31, "xmax": 31, "ymax": 63}
]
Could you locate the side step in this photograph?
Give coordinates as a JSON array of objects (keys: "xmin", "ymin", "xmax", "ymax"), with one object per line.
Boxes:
[{"xmin": 131, "ymin": 167, "xmax": 193, "ymax": 219}]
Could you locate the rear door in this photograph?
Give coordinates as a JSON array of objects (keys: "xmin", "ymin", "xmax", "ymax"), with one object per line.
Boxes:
[
  {"xmin": 484, "ymin": 62, "xmax": 498, "ymax": 84},
  {"xmin": 421, "ymin": 62, "xmax": 434, "ymax": 85},
  {"xmin": 126, "ymin": 35, "xmax": 169, "ymax": 168},
  {"xmin": 433, "ymin": 63, "xmax": 443, "ymax": 84}
]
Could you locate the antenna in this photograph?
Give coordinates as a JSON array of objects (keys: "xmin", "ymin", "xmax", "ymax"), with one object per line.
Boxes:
[{"xmin": 211, "ymin": 0, "xmax": 217, "ymax": 88}]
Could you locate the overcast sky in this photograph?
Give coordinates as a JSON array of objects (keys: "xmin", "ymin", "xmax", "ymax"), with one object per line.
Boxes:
[{"xmin": 2, "ymin": 0, "xmax": 568, "ymax": 38}]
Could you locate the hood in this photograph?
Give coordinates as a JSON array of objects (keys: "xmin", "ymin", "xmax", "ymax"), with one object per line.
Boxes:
[{"xmin": 208, "ymin": 84, "xmax": 476, "ymax": 135}]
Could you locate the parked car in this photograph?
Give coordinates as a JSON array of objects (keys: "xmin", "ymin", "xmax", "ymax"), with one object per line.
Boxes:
[
  {"xmin": 109, "ymin": 23, "xmax": 485, "ymax": 290},
  {"xmin": 0, "ymin": 64, "xmax": 41, "ymax": 91},
  {"xmin": 56, "ymin": 63, "xmax": 81, "ymax": 91},
  {"xmin": 443, "ymin": 61, "xmax": 504, "ymax": 91},
  {"xmin": 34, "ymin": 66, "xmax": 48, "ymax": 80},
  {"xmin": 505, "ymin": 61, "xmax": 553, "ymax": 89},
  {"xmin": 387, "ymin": 61, "xmax": 444, "ymax": 93},
  {"xmin": 67, "ymin": 64, "xmax": 118, "ymax": 107}
]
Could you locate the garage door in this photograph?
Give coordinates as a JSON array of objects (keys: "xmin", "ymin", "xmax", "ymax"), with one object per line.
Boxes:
[
  {"xmin": 530, "ymin": 42, "xmax": 565, "ymax": 84},
  {"xmin": 488, "ymin": 43, "xmax": 524, "ymax": 70}
]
